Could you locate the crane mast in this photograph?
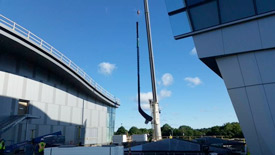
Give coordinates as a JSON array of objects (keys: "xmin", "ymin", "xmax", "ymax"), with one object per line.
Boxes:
[{"xmin": 143, "ymin": 0, "xmax": 162, "ymax": 141}]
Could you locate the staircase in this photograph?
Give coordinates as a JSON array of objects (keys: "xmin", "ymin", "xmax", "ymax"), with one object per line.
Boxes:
[{"xmin": 0, "ymin": 115, "xmax": 39, "ymax": 135}]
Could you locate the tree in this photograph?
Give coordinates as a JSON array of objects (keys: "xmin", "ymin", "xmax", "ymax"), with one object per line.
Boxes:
[
  {"xmin": 193, "ymin": 130, "xmax": 202, "ymax": 136},
  {"xmin": 207, "ymin": 126, "xmax": 221, "ymax": 136},
  {"xmin": 121, "ymin": 122, "xmax": 244, "ymax": 138},
  {"xmin": 173, "ymin": 128, "xmax": 182, "ymax": 136},
  {"xmin": 139, "ymin": 128, "xmax": 150, "ymax": 134},
  {"xmin": 161, "ymin": 124, "xmax": 173, "ymax": 136},
  {"xmin": 179, "ymin": 125, "xmax": 194, "ymax": 136},
  {"xmin": 115, "ymin": 126, "xmax": 128, "ymax": 135},
  {"xmin": 129, "ymin": 126, "xmax": 141, "ymax": 135},
  {"xmin": 222, "ymin": 122, "xmax": 244, "ymax": 138}
]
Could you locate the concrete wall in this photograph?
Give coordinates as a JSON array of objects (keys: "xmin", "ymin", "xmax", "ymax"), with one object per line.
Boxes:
[
  {"xmin": 192, "ymin": 14, "xmax": 275, "ymax": 155},
  {"xmin": 0, "ymin": 51, "xmax": 115, "ymax": 146}
]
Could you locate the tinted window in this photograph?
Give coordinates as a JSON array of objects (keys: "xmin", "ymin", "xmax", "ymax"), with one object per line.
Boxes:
[
  {"xmin": 169, "ymin": 12, "xmax": 192, "ymax": 35},
  {"xmin": 255, "ymin": 0, "xmax": 275, "ymax": 14},
  {"xmin": 186, "ymin": 0, "xmax": 208, "ymax": 6},
  {"xmin": 190, "ymin": 1, "xmax": 219, "ymax": 30},
  {"xmin": 219, "ymin": 0, "xmax": 256, "ymax": 23},
  {"xmin": 165, "ymin": 0, "xmax": 185, "ymax": 12}
]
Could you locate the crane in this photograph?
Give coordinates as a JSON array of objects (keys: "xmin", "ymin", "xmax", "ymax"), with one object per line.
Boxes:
[{"xmin": 136, "ymin": 0, "xmax": 162, "ymax": 141}]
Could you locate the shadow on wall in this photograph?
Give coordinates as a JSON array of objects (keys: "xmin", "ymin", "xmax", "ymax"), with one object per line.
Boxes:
[
  {"xmin": 0, "ymin": 95, "xmax": 89, "ymax": 146},
  {"xmin": 0, "ymin": 29, "xmax": 115, "ymax": 147}
]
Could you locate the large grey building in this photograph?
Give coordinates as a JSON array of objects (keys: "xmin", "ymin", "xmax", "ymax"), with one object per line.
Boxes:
[
  {"xmin": 165, "ymin": 0, "xmax": 275, "ymax": 154},
  {"xmin": 0, "ymin": 14, "xmax": 119, "ymax": 146}
]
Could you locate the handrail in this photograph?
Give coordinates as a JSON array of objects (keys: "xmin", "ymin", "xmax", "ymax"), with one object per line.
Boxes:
[{"xmin": 0, "ymin": 14, "xmax": 119, "ymax": 104}]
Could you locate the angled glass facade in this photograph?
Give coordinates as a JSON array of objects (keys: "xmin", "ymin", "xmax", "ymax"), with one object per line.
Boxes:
[
  {"xmin": 166, "ymin": 0, "xmax": 275, "ymax": 37},
  {"xmin": 107, "ymin": 106, "xmax": 116, "ymax": 142}
]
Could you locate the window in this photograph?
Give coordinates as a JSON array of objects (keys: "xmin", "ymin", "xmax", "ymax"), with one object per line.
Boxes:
[
  {"xmin": 190, "ymin": 1, "xmax": 219, "ymax": 30},
  {"xmin": 255, "ymin": 0, "xmax": 275, "ymax": 14},
  {"xmin": 169, "ymin": 12, "xmax": 192, "ymax": 36},
  {"xmin": 186, "ymin": 0, "xmax": 208, "ymax": 6},
  {"xmin": 166, "ymin": 0, "xmax": 275, "ymax": 38},
  {"xmin": 165, "ymin": 0, "xmax": 185, "ymax": 12},
  {"xmin": 219, "ymin": 0, "xmax": 256, "ymax": 23},
  {"xmin": 18, "ymin": 100, "xmax": 29, "ymax": 115}
]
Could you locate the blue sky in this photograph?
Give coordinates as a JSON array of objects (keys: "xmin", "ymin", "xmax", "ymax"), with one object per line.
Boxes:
[{"xmin": 0, "ymin": 0, "xmax": 238, "ymax": 130}]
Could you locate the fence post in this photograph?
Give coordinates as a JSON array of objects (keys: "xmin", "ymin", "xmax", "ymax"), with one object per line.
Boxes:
[
  {"xmin": 27, "ymin": 31, "xmax": 30, "ymax": 39},
  {"xmin": 13, "ymin": 22, "xmax": 16, "ymax": 30}
]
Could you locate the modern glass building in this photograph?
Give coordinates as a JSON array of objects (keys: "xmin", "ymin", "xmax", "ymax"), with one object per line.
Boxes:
[{"xmin": 165, "ymin": 0, "xmax": 275, "ymax": 154}]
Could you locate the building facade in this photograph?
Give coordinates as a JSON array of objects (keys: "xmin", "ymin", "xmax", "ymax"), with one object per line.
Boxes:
[
  {"xmin": 0, "ymin": 15, "xmax": 119, "ymax": 146},
  {"xmin": 165, "ymin": 0, "xmax": 275, "ymax": 154}
]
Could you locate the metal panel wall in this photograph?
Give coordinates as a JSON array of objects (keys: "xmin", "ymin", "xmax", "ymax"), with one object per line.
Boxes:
[
  {"xmin": 194, "ymin": 15, "xmax": 275, "ymax": 59},
  {"xmin": 193, "ymin": 14, "xmax": 275, "ymax": 155},
  {"xmin": 216, "ymin": 50, "xmax": 275, "ymax": 155},
  {"xmin": 0, "ymin": 50, "xmax": 116, "ymax": 145}
]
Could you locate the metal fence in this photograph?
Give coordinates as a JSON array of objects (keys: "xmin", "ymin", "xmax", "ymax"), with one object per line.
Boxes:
[{"xmin": 0, "ymin": 14, "xmax": 119, "ymax": 104}]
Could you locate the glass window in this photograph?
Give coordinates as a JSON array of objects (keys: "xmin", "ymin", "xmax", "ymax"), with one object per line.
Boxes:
[
  {"xmin": 186, "ymin": 0, "xmax": 208, "ymax": 6},
  {"xmin": 165, "ymin": 0, "xmax": 185, "ymax": 12},
  {"xmin": 190, "ymin": 1, "xmax": 219, "ymax": 30},
  {"xmin": 169, "ymin": 12, "xmax": 191, "ymax": 36},
  {"xmin": 219, "ymin": 0, "xmax": 256, "ymax": 23},
  {"xmin": 255, "ymin": 0, "xmax": 275, "ymax": 14}
]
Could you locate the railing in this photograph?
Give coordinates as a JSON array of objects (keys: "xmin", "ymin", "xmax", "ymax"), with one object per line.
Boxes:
[{"xmin": 0, "ymin": 14, "xmax": 119, "ymax": 104}]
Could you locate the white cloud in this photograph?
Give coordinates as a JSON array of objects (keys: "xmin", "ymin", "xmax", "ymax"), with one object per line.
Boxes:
[
  {"xmin": 161, "ymin": 73, "xmax": 173, "ymax": 86},
  {"xmin": 135, "ymin": 89, "xmax": 172, "ymax": 111},
  {"xmin": 141, "ymin": 103, "xmax": 150, "ymax": 111},
  {"xmin": 190, "ymin": 47, "xmax": 197, "ymax": 56},
  {"xmin": 139, "ymin": 92, "xmax": 153, "ymax": 104},
  {"xmin": 136, "ymin": 92, "xmax": 152, "ymax": 111},
  {"xmin": 98, "ymin": 62, "xmax": 116, "ymax": 75},
  {"xmin": 159, "ymin": 89, "xmax": 172, "ymax": 99},
  {"xmin": 184, "ymin": 77, "xmax": 202, "ymax": 87}
]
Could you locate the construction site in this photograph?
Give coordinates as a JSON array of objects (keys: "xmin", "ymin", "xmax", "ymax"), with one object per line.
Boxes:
[{"xmin": 1, "ymin": 0, "xmax": 275, "ymax": 154}]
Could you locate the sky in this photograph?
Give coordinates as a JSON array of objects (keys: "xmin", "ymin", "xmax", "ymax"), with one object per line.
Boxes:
[{"xmin": 0, "ymin": 0, "xmax": 238, "ymax": 130}]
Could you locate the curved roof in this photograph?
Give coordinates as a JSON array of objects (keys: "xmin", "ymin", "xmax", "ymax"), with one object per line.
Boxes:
[{"xmin": 0, "ymin": 14, "xmax": 119, "ymax": 107}]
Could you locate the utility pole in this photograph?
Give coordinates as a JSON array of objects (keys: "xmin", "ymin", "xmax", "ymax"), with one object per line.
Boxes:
[{"xmin": 143, "ymin": 0, "xmax": 162, "ymax": 141}]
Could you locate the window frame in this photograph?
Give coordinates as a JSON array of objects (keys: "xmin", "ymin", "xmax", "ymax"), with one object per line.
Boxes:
[{"xmin": 167, "ymin": 0, "xmax": 275, "ymax": 39}]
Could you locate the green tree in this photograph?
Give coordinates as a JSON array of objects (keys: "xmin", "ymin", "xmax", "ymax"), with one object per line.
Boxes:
[
  {"xmin": 207, "ymin": 126, "xmax": 221, "ymax": 136},
  {"xmin": 179, "ymin": 125, "xmax": 194, "ymax": 136},
  {"xmin": 139, "ymin": 128, "xmax": 150, "ymax": 134},
  {"xmin": 161, "ymin": 124, "xmax": 173, "ymax": 136},
  {"xmin": 128, "ymin": 126, "xmax": 141, "ymax": 135},
  {"xmin": 172, "ymin": 128, "xmax": 180, "ymax": 136},
  {"xmin": 115, "ymin": 126, "xmax": 128, "ymax": 135},
  {"xmin": 193, "ymin": 130, "xmax": 202, "ymax": 136},
  {"xmin": 148, "ymin": 128, "xmax": 153, "ymax": 136},
  {"xmin": 118, "ymin": 122, "xmax": 243, "ymax": 139},
  {"xmin": 222, "ymin": 122, "xmax": 244, "ymax": 138}
]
